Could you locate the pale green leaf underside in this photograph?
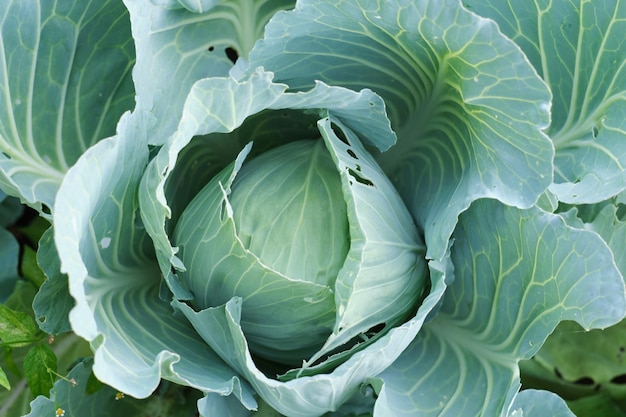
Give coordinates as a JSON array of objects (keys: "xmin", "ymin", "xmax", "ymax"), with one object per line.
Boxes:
[
  {"xmin": 247, "ymin": 0, "xmax": 553, "ymax": 260},
  {"xmin": 507, "ymin": 389, "xmax": 576, "ymax": 417},
  {"xmin": 54, "ymin": 112, "xmax": 255, "ymax": 407},
  {"xmin": 124, "ymin": 0, "xmax": 295, "ymax": 145},
  {"xmin": 0, "ymin": 0, "xmax": 134, "ymax": 213},
  {"xmin": 372, "ymin": 199, "xmax": 625, "ymax": 417},
  {"xmin": 466, "ymin": 0, "xmax": 626, "ymax": 203}
]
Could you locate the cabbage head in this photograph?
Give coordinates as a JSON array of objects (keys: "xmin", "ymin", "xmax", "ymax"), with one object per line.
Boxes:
[
  {"xmin": 174, "ymin": 138, "xmax": 427, "ymax": 367},
  {"xmin": 52, "ymin": 66, "xmax": 447, "ymax": 416}
]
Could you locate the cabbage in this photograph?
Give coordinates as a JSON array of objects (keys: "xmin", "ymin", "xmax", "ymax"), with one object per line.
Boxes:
[
  {"xmin": 0, "ymin": 0, "xmax": 625, "ymax": 416},
  {"xmin": 174, "ymin": 138, "xmax": 427, "ymax": 367}
]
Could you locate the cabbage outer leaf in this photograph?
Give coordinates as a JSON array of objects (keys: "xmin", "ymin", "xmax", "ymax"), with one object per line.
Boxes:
[
  {"xmin": 246, "ymin": 0, "xmax": 553, "ymax": 260},
  {"xmin": 54, "ymin": 112, "xmax": 256, "ymax": 407},
  {"xmin": 309, "ymin": 118, "xmax": 427, "ymax": 363},
  {"xmin": 0, "ymin": 0, "xmax": 134, "ymax": 213},
  {"xmin": 466, "ymin": 0, "xmax": 626, "ymax": 204},
  {"xmin": 371, "ymin": 199, "xmax": 626, "ymax": 416},
  {"xmin": 124, "ymin": 0, "xmax": 295, "ymax": 146}
]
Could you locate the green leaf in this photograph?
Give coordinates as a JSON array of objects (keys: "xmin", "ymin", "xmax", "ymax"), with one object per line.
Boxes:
[
  {"xmin": 0, "ymin": 191, "xmax": 23, "ymax": 227},
  {"xmin": 32, "ymin": 227, "xmax": 73, "ymax": 334},
  {"xmin": 465, "ymin": 0, "xmax": 626, "ymax": 204},
  {"xmin": 524, "ymin": 321, "xmax": 626, "ymax": 404},
  {"xmin": 568, "ymin": 392, "xmax": 626, "ymax": 417},
  {"xmin": 125, "ymin": 0, "xmax": 295, "ymax": 146},
  {"xmin": 0, "ymin": 191, "xmax": 20, "ymax": 302},
  {"xmin": 371, "ymin": 199, "xmax": 626, "ymax": 416},
  {"xmin": 20, "ymin": 246, "xmax": 46, "ymax": 289},
  {"xmin": 247, "ymin": 0, "xmax": 553, "ymax": 260},
  {"xmin": 306, "ymin": 118, "xmax": 428, "ymax": 363},
  {"xmin": 23, "ymin": 343, "xmax": 56, "ymax": 398},
  {"xmin": 0, "ymin": 0, "xmax": 135, "ymax": 214},
  {"xmin": 0, "ymin": 228, "xmax": 19, "ymax": 304},
  {"xmin": 24, "ymin": 358, "xmax": 202, "ymax": 417},
  {"xmin": 0, "ymin": 366, "xmax": 9, "ymax": 390},
  {"xmin": 0, "ymin": 304, "xmax": 38, "ymax": 347}
]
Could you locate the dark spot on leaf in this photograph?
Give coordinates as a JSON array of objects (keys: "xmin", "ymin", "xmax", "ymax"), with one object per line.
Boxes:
[
  {"xmin": 347, "ymin": 168, "xmax": 374, "ymax": 187},
  {"xmin": 554, "ymin": 367, "xmax": 563, "ymax": 379},
  {"xmin": 207, "ymin": 45, "xmax": 214, "ymax": 52},
  {"xmin": 330, "ymin": 122, "xmax": 349, "ymax": 145},
  {"xmin": 365, "ymin": 323, "xmax": 385, "ymax": 336},
  {"xmin": 347, "ymin": 149, "xmax": 358, "ymax": 159},
  {"xmin": 225, "ymin": 47, "xmax": 238, "ymax": 64},
  {"xmin": 573, "ymin": 376, "xmax": 595, "ymax": 386},
  {"xmin": 611, "ymin": 374, "xmax": 626, "ymax": 384}
]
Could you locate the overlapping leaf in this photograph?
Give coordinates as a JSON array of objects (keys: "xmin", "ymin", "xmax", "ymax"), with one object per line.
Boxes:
[
  {"xmin": 371, "ymin": 199, "xmax": 625, "ymax": 416},
  {"xmin": 466, "ymin": 0, "xmax": 626, "ymax": 203},
  {"xmin": 53, "ymin": 112, "xmax": 256, "ymax": 407},
  {"xmin": 247, "ymin": 0, "xmax": 553, "ymax": 259},
  {"xmin": 124, "ymin": 0, "xmax": 295, "ymax": 145},
  {"xmin": 508, "ymin": 389, "xmax": 576, "ymax": 417}
]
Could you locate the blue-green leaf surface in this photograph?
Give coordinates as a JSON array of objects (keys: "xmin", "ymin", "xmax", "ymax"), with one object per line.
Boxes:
[
  {"xmin": 308, "ymin": 118, "xmax": 427, "ymax": 363},
  {"xmin": 124, "ymin": 0, "xmax": 295, "ymax": 145},
  {"xmin": 53, "ymin": 112, "xmax": 255, "ymax": 407},
  {"xmin": 148, "ymin": 0, "xmax": 221, "ymax": 14},
  {"xmin": 508, "ymin": 389, "xmax": 576, "ymax": 417},
  {"xmin": 371, "ymin": 199, "xmax": 626, "ymax": 417},
  {"xmin": 465, "ymin": 0, "xmax": 626, "ymax": 204},
  {"xmin": 0, "ymin": 0, "xmax": 135, "ymax": 213},
  {"xmin": 247, "ymin": 0, "xmax": 553, "ymax": 260},
  {"xmin": 520, "ymin": 203, "xmax": 626, "ymax": 408}
]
